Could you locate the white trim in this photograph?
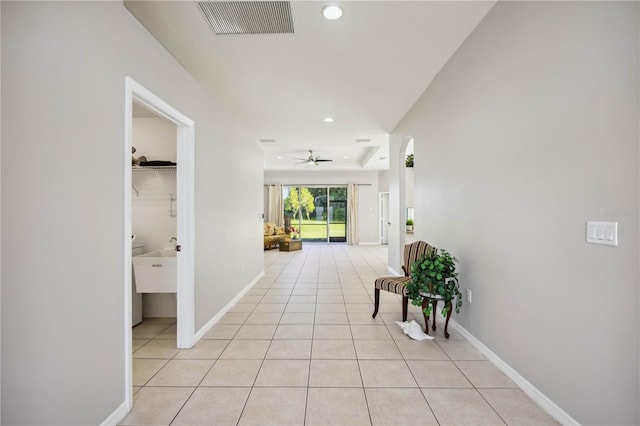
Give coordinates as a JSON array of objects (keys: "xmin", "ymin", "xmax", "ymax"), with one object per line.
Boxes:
[
  {"xmin": 448, "ymin": 319, "xmax": 580, "ymax": 426},
  {"xmin": 194, "ymin": 271, "xmax": 265, "ymax": 341},
  {"xmin": 123, "ymin": 79, "xmax": 134, "ymax": 413},
  {"xmin": 175, "ymin": 125, "xmax": 195, "ymax": 349},
  {"xmin": 101, "ymin": 401, "xmax": 129, "ymax": 426},
  {"xmin": 123, "ymin": 77, "xmax": 196, "ymax": 414},
  {"xmin": 387, "ymin": 266, "xmax": 401, "ymax": 276},
  {"xmin": 378, "ymin": 191, "xmax": 390, "ymax": 245},
  {"xmin": 358, "ymin": 242, "xmax": 380, "ymax": 246}
]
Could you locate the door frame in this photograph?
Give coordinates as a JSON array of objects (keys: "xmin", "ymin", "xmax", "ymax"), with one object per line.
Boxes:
[
  {"xmin": 379, "ymin": 192, "xmax": 390, "ymax": 244},
  {"xmin": 124, "ymin": 77, "xmax": 195, "ymax": 410}
]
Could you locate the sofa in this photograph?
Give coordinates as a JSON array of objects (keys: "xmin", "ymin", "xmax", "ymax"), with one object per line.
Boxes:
[{"xmin": 264, "ymin": 222, "xmax": 287, "ymax": 249}]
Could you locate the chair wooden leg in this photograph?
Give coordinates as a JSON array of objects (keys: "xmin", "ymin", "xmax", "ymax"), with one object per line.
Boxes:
[
  {"xmin": 402, "ymin": 295, "xmax": 408, "ymax": 322},
  {"xmin": 421, "ymin": 298, "xmax": 429, "ymax": 334},
  {"xmin": 372, "ymin": 288, "xmax": 380, "ymax": 318}
]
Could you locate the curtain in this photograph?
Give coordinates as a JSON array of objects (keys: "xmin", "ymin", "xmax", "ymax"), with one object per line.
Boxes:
[
  {"xmin": 267, "ymin": 184, "xmax": 284, "ymax": 226},
  {"xmin": 347, "ymin": 183, "xmax": 359, "ymax": 245}
]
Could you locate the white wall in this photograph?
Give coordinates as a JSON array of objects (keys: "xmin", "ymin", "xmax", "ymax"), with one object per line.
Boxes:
[
  {"xmin": 1, "ymin": 2, "xmax": 263, "ymax": 424},
  {"xmin": 377, "ymin": 170, "xmax": 389, "ymax": 193},
  {"xmin": 264, "ymin": 170, "xmax": 379, "ymax": 243},
  {"xmin": 132, "ymin": 117, "xmax": 178, "ymax": 318},
  {"xmin": 263, "ymin": 185, "xmax": 270, "ymax": 223},
  {"xmin": 405, "ymin": 168, "xmax": 414, "ymax": 208},
  {"xmin": 392, "ymin": 2, "xmax": 639, "ymax": 424}
]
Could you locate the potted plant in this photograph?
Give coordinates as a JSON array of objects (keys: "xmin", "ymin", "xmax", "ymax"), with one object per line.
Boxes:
[
  {"xmin": 406, "ymin": 153, "xmax": 414, "ymax": 168},
  {"xmin": 406, "ymin": 219, "xmax": 414, "ymax": 231},
  {"xmin": 405, "ymin": 249, "xmax": 462, "ymax": 318}
]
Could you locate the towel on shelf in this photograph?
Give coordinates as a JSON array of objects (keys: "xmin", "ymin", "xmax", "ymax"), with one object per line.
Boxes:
[
  {"xmin": 396, "ymin": 320, "xmax": 434, "ymax": 340},
  {"xmin": 139, "ymin": 160, "xmax": 176, "ymax": 166}
]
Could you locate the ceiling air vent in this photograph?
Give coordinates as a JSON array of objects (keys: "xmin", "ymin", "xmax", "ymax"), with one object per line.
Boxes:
[{"xmin": 197, "ymin": 1, "xmax": 294, "ymax": 35}]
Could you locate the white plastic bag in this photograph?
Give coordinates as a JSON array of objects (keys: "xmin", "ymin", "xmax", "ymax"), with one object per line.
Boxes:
[{"xmin": 395, "ymin": 320, "xmax": 434, "ymax": 340}]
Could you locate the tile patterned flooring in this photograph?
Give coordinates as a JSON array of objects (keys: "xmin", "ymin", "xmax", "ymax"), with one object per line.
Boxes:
[{"xmin": 122, "ymin": 243, "xmax": 558, "ymax": 425}]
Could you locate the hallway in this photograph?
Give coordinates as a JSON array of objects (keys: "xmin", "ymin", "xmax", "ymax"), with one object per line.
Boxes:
[{"xmin": 123, "ymin": 244, "xmax": 557, "ymax": 425}]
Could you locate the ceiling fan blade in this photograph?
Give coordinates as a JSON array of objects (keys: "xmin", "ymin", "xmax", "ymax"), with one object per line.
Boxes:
[
  {"xmin": 295, "ymin": 160, "xmax": 310, "ymax": 164},
  {"xmin": 293, "ymin": 158, "xmax": 309, "ymax": 161},
  {"xmin": 314, "ymin": 159, "xmax": 333, "ymax": 162}
]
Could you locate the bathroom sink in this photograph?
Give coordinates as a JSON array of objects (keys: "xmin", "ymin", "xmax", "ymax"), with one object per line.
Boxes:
[
  {"xmin": 139, "ymin": 249, "xmax": 176, "ymax": 258},
  {"xmin": 132, "ymin": 250, "xmax": 177, "ymax": 292}
]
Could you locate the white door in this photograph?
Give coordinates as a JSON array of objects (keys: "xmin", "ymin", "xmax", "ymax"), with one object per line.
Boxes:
[{"xmin": 379, "ymin": 192, "xmax": 390, "ymax": 245}]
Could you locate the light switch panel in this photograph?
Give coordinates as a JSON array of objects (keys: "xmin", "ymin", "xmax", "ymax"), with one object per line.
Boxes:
[{"xmin": 586, "ymin": 221, "xmax": 618, "ymax": 246}]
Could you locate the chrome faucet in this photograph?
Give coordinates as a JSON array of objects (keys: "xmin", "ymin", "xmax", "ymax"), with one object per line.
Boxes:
[{"xmin": 169, "ymin": 237, "xmax": 177, "ymax": 243}]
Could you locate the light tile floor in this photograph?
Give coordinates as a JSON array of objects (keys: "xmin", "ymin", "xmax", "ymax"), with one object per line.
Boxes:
[{"xmin": 122, "ymin": 243, "xmax": 558, "ymax": 426}]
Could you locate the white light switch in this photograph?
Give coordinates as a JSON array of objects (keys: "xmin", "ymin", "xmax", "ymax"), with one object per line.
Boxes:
[{"xmin": 586, "ymin": 221, "xmax": 618, "ymax": 246}]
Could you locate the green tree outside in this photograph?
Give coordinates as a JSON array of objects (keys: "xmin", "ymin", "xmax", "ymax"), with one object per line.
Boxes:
[
  {"xmin": 284, "ymin": 187, "xmax": 315, "ymax": 220},
  {"xmin": 300, "ymin": 188, "xmax": 315, "ymax": 220}
]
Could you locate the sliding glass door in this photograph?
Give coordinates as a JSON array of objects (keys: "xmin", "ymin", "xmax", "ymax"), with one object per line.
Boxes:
[
  {"xmin": 328, "ymin": 187, "xmax": 346, "ymax": 242},
  {"xmin": 283, "ymin": 185, "xmax": 347, "ymax": 243}
]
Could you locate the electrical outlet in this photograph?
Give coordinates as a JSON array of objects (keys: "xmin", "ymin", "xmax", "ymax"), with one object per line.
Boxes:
[{"xmin": 466, "ymin": 289, "xmax": 472, "ymax": 303}]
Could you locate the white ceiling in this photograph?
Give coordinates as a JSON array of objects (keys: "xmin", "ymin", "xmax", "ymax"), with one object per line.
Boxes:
[{"xmin": 125, "ymin": 1, "xmax": 495, "ymax": 171}]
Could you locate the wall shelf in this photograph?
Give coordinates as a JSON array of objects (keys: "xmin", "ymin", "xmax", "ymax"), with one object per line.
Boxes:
[
  {"xmin": 133, "ymin": 165, "xmax": 176, "ymax": 171},
  {"xmin": 132, "ymin": 164, "xmax": 177, "ymax": 197}
]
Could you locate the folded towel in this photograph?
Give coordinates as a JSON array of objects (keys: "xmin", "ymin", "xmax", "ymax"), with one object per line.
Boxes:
[
  {"xmin": 396, "ymin": 320, "xmax": 434, "ymax": 340},
  {"xmin": 139, "ymin": 160, "xmax": 176, "ymax": 166}
]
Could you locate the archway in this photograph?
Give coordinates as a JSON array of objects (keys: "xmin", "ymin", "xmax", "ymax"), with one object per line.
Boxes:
[{"xmin": 386, "ymin": 135, "xmax": 414, "ymax": 274}]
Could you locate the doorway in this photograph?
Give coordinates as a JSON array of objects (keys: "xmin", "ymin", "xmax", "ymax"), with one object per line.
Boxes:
[
  {"xmin": 131, "ymin": 103, "xmax": 177, "ymax": 325},
  {"xmin": 379, "ymin": 192, "xmax": 390, "ymax": 245},
  {"xmin": 124, "ymin": 77, "xmax": 195, "ymax": 411}
]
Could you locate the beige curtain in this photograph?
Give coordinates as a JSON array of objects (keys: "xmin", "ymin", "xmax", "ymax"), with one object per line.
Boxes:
[
  {"xmin": 268, "ymin": 184, "xmax": 284, "ymax": 226},
  {"xmin": 347, "ymin": 183, "xmax": 359, "ymax": 245}
]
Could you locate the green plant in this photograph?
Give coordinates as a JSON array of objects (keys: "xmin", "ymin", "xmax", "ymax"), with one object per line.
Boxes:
[
  {"xmin": 405, "ymin": 250, "xmax": 462, "ymax": 317},
  {"xmin": 406, "ymin": 219, "xmax": 414, "ymax": 226},
  {"xmin": 405, "ymin": 153, "xmax": 414, "ymax": 168}
]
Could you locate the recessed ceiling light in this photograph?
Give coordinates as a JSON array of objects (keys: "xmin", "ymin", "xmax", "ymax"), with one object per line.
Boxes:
[
  {"xmin": 323, "ymin": 117, "xmax": 334, "ymax": 123},
  {"xmin": 322, "ymin": 5, "xmax": 343, "ymax": 20},
  {"xmin": 276, "ymin": 156, "xmax": 283, "ymax": 160},
  {"xmin": 343, "ymin": 156, "xmax": 349, "ymax": 159}
]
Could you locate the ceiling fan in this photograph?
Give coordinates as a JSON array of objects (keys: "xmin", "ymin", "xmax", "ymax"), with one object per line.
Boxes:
[{"xmin": 294, "ymin": 150, "xmax": 333, "ymax": 166}]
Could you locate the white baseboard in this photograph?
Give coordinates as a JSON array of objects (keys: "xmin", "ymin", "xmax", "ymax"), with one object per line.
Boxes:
[
  {"xmin": 448, "ymin": 318, "xmax": 580, "ymax": 426},
  {"xmin": 387, "ymin": 266, "xmax": 401, "ymax": 276},
  {"xmin": 193, "ymin": 271, "xmax": 265, "ymax": 342},
  {"xmin": 101, "ymin": 400, "xmax": 129, "ymax": 426}
]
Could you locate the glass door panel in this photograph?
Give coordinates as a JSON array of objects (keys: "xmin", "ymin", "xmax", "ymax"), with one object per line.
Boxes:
[
  {"xmin": 329, "ymin": 187, "xmax": 347, "ymax": 242},
  {"xmin": 300, "ymin": 187, "xmax": 326, "ymax": 241}
]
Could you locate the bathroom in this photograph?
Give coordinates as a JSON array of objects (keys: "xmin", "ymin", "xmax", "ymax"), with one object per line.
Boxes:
[{"xmin": 131, "ymin": 102, "xmax": 178, "ymax": 328}]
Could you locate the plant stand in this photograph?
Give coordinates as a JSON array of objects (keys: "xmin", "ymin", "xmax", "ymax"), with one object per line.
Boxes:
[{"xmin": 419, "ymin": 291, "xmax": 452, "ymax": 339}]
